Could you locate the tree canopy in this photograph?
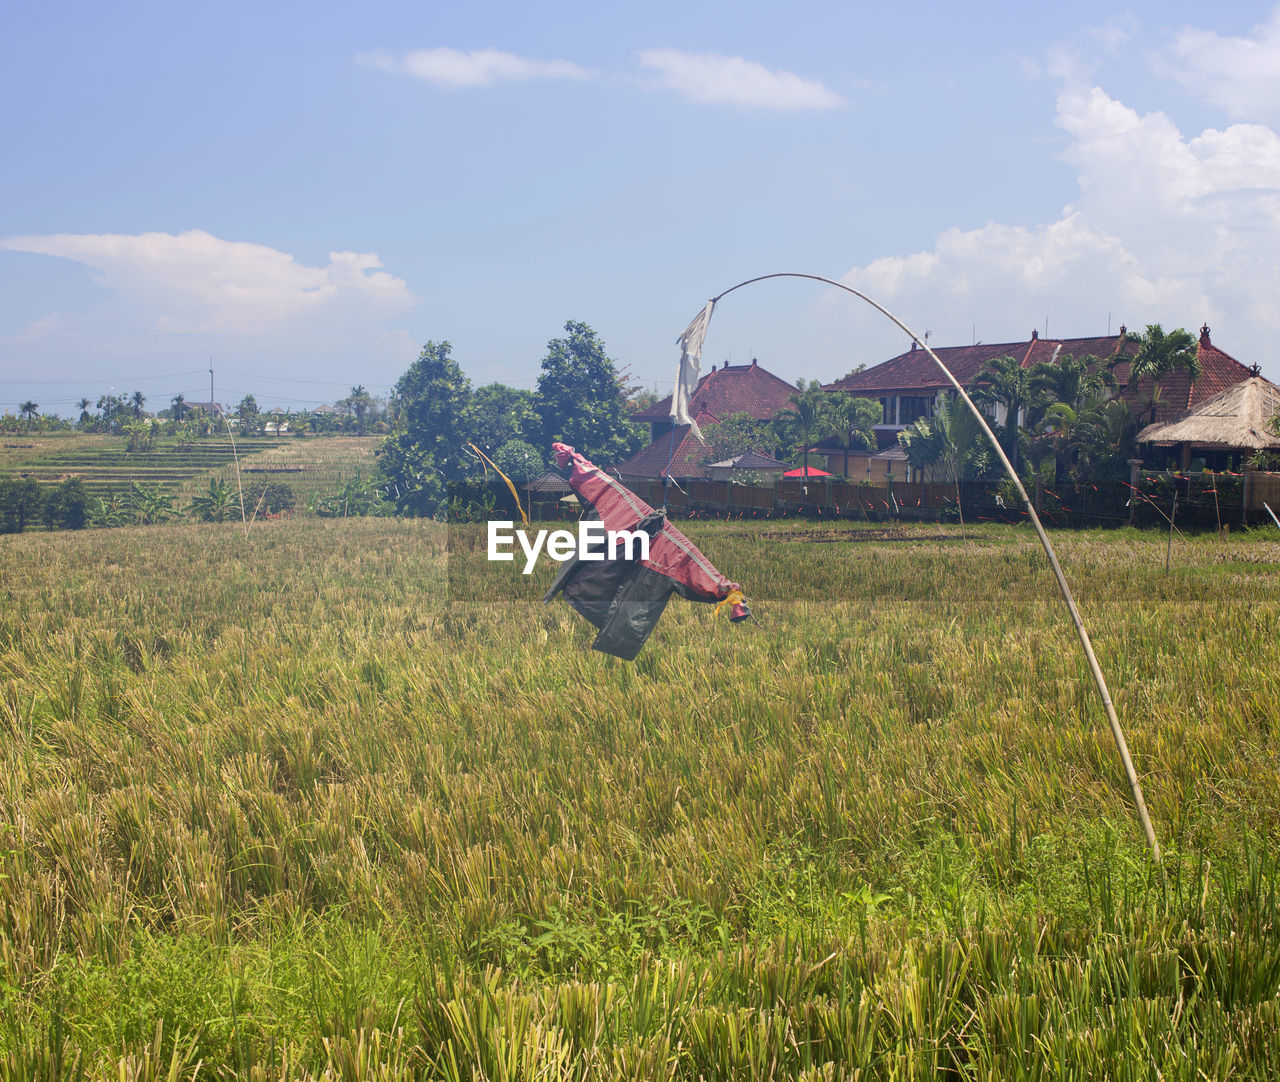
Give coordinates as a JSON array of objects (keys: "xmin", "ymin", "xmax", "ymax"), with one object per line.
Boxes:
[
  {"xmin": 534, "ymin": 321, "xmax": 643, "ymax": 465},
  {"xmin": 378, "ymin": 340, "xmax": 473, "ymax": 514}
]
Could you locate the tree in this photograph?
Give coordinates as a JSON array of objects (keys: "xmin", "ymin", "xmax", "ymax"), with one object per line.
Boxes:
[
  {"xmin": 171, "ymin": 393, "xmax": 187, "ymax": 422},
  {"xmin": 338, "ymin": 385, "xmax": 376, "ymax": 434},
  {"xmin": 378, "ymin": 340, "xmax": 473, "ymax": 514},
  {"xmin": 534, "ymin": 321, "xmax": 643, "ymax": 465},
  {"xmin": 825, "ymin": 392, "xmax": 881, "ymax": 478},
  {"xmin": 97, "ymin": 393, "xmax": 127, "ymax": 434},
  {"xmin": 0, "ymin": 478, "xmax": 43, "ymax": 533},
  {"xmin": 123, "ymin": 420, "xmax": 155, "ymax": 452},
  {"xmin": 899, "ymin": 395, "xmax": 990, "ymax": 526},
  {"xmin": 1031, "ymin": 353, "xmax": 1108, "ymax": 412},
  {"xmin": 56, "ymin": 478, "xmax": 89, "ymax": 530},
  {"xmin": 1070, "ymin": 399, "xmax": 1138, "ymax": 482},
  {"xmin": 703, "ymin": 412, "xmax": 779, "ymax": 463},
  {"xmin": 236, "ymin": 394, "xmax": 261, "ymax": 436},
  {"xmin": 969, "ymin": 355, "xmax": 1044, "ymax": 473},
  {"xmin": 772, "ymin": 379, "xmax": 833, "ymax": 476},
  {"xmin": 491, "ymin": 439, "xmax": 545, "ymax": 483},
  {"xmin": 76, "ymin": 398, "xmax": 92, "ymax": 428},
  {"xmin": 188, "ymin": 478, "xmax": 238, "ymax": 523},
  {"xmin": 130, "ymin": 390, "xmax": 147, "ymax": 418},
  {"xmin": 129, "ymin": 482, "xmax": 173, "ymax": 525},
  {"xmin": 467, "ymin": 384, "xmax": 541, "ymax": 451},
  {"xmin": 18, "ymin": 401, "xmax": 38, "ymax": 422},
  {"xmin": 1112, "ymin": 325, "xmax": 1200, "ymax": 421}
]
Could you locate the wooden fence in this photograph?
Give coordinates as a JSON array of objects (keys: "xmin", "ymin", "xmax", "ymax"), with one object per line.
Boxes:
[{"xmin": 520, "ymin": 469, "xmax": 1280, "ymax": 528}]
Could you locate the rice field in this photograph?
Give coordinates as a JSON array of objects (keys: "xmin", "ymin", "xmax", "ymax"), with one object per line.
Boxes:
[
  {"xmin": 0, "ymin": 433, "xmax": 381, "ymax": 510},
  {"xmin": 0, "ymin": 517, "xmax": 1278, "ymax": 1079}
]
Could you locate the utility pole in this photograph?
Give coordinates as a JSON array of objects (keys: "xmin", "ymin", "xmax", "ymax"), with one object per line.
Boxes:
[{"xmin": 210, "ymin": 358, "xmax": 215, "ymax": 418}]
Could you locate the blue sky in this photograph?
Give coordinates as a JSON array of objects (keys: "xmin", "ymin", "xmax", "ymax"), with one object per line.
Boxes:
[{"xmin": 3, "ymin": 1, "xmax": 1279, "ymax": 414}]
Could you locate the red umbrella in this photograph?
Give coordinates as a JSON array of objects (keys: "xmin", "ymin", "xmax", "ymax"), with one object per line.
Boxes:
[{"xmin": 782, "ymin": 466, "xmax": 832, "ymax": 477}]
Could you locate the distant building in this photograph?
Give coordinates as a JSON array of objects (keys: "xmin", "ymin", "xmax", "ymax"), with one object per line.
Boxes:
[
  {"xmin": 184, "ymin": 401, "xmax": 225, "ymax": 416},
  {"xmin": 810, "ymin": 325, "xmax": 1260, "ymax": 476},
  {"xmin": 704, "ymin": 450, "xmax": 791, "ymax": 482},
  {"xmin": 618, "ymin": 359, "xmax": 797, "ymax": 481}
]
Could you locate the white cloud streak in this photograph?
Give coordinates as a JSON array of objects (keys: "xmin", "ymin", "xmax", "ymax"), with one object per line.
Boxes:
[
  {"xmin": 360, "ymin": 47, "xmax": 593, "ymax": 88},
  {"xmin": 0, "ymin": 229, "xmax": 414, "ymax": 337},
  {"xmin": 1163, "ymin": 9, "xmax": 1280, "ymax": 123},
  {"xmin": 637, "ymin": 49, "xmax": 846, "ymax": 110}
]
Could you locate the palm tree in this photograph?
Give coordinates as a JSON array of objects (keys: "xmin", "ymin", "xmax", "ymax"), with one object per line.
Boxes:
[
  {"xmin": 969, "ymin": 355, "xmax": 1043, "ymax": 473},
  {"xmin": 826, "ymin": 391, "xmax": 880, "ymax": 478},
  {"xmin": 76, "ymin": 398, "xmax": 92, "ymax": 428},
  {"xmin": 18, "ymin": 401, "xmax": 38, "ymax": 422},
  {"xmin": 1031, "ymin": 353, "xmax": 1108, "ymax": 412},
  {"xmin": 899, "ymin": 395, "xmax": 988, "ymax": 527},
  {"xmin": 1112, "ymin": 325, "xmax": 1199, "ymax": 421},
  {"xmin": 772, "ymin": 380, "xmax": 833, "ymax": 477},
  {"xmin": 1071, "ymin": 399, "xmax": 1138, "ymax": 482},
  {"xmin": 347, "ymin": 385, "xmax": 373, "ymax": 434},
  {"xmin": 131, "ymin": 390, "xmax": 147, "ymax": 418},
  {"xmin": 171, "ymin": 393, "xmax": 186, "ymax": 421}
]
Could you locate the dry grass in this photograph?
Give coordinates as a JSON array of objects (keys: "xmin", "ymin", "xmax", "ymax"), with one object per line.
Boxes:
[{"xmin": 0, "ymin": 518, "xmax": 1277, "ymax": 1078}]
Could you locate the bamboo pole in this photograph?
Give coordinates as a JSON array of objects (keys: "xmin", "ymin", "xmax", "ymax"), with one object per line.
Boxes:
[{"xmin": 699, "ymin": 272, "xmax": 1162, "ymax": 861}]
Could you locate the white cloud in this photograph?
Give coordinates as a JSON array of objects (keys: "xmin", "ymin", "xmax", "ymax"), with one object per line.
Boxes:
[
  {"xmin": 0, "ymin": 229, "xmax": 414, "ymax": 337},
  {"xmin": 1088, "ymin": 13, "xmax": 1139, "ymax": 53},
  {"xmin": 1163, "ymin": 9, "xmax": 1280, "ymax": 123},
  {"xmin": 637, "ymin": 49, "xmax": 846, "ymax": 110},
  {"xmin": 840, "ymin": 83, "xmax": 1280, "ymax": 370},
  {"xmin": 15, "ymin": 313, "xmax": 58, "ymax": 342},
  {"xmin": 359, "ymin": 47, "xmax": 593, "ymax": 88}
]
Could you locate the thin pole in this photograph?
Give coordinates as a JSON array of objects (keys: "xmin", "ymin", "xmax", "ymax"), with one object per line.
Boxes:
[
  {"xmin": 218, "ymin": 409, "xmax": 249, "ymax": 539},
  {"xmin": 1166, "ymin": 487, "xmax": 1177, "ymax": 573},
  {"xmin": 704, "ymin": 272, "xmax": 1162, "ymax": 860}
]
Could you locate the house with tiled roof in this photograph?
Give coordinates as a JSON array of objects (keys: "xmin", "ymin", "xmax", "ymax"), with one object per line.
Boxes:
[
  {"xmin": 811, "ymin": 324, "xmax": 1259, "ymax": 475},
  {"xmin": 631, "ymin": 359, "xmax": 798, "ymax": 443},
  {"xmin": 617, "ymin": 360, "xmax": 797, "ymax": 481}
]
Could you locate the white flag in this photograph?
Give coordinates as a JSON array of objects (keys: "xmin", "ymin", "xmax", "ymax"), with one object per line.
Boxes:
[{"xmin": 672, "ymin": 300, "xmax": 716, "ymax": 442}]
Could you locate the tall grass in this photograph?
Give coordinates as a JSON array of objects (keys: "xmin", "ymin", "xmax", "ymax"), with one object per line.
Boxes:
[{"xmin": 0, "ymin": 519, "xmax": 1276, "ymax": 1077}]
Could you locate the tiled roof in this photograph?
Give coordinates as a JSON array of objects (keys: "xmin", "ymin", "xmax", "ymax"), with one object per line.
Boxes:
[
  {"xmin": 827, "ymin": 334, "xmax": 1133, "ymax": 395},
  {"xmin": 633, "ymin": 360, "xmax": 797, "ymax": 423},
  {"xmin": 1109, "ymin": 329, "xmax": 1255, "ymax": 422},
  {"xmin": 527, "ymin": 471, "xmax": 572, "ymax": 494},
  {"xmin": 830, "ymin": 326, "xmax": 1258, "ymax": 426},
  {"xmin": 614, "ymin": 426, "xmax": 709, "ymax": 479}
]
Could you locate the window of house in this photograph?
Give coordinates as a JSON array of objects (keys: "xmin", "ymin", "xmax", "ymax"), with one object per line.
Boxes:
[{"xmin": 898, "ymin": 396, "xmax": 934, "ymax": 424}]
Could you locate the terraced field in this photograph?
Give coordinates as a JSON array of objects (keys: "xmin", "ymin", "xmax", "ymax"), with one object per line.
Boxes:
[{"xmin": 0, "ymin": 433, "xmax": 381, "ymax": 509}]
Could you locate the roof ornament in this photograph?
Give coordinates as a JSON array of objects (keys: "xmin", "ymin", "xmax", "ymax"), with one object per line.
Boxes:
[
  {"xmin": 1200, "ymin": 323, "xmax": 1212, "ymax": 346},
  {"xmin": 1031, "ymin": 329, "xmax": 1039, "ymax": 340}
]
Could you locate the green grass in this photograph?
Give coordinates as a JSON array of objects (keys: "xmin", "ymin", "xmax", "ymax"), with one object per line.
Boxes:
[{"xmin": 0, "ymin": 518, "xmax": 1277, "ymax": 1078}]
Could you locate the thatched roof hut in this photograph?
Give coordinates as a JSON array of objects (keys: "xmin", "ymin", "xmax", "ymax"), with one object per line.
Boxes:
[{"xmin": 1137, "ymin": 377, "xmax": 1280, "ymax": 464}]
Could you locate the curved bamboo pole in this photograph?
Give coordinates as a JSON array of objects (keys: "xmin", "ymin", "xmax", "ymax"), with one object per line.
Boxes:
[{"xmin": 703, "ymin": 272, "xmax": 1161, "ymax": 860}]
